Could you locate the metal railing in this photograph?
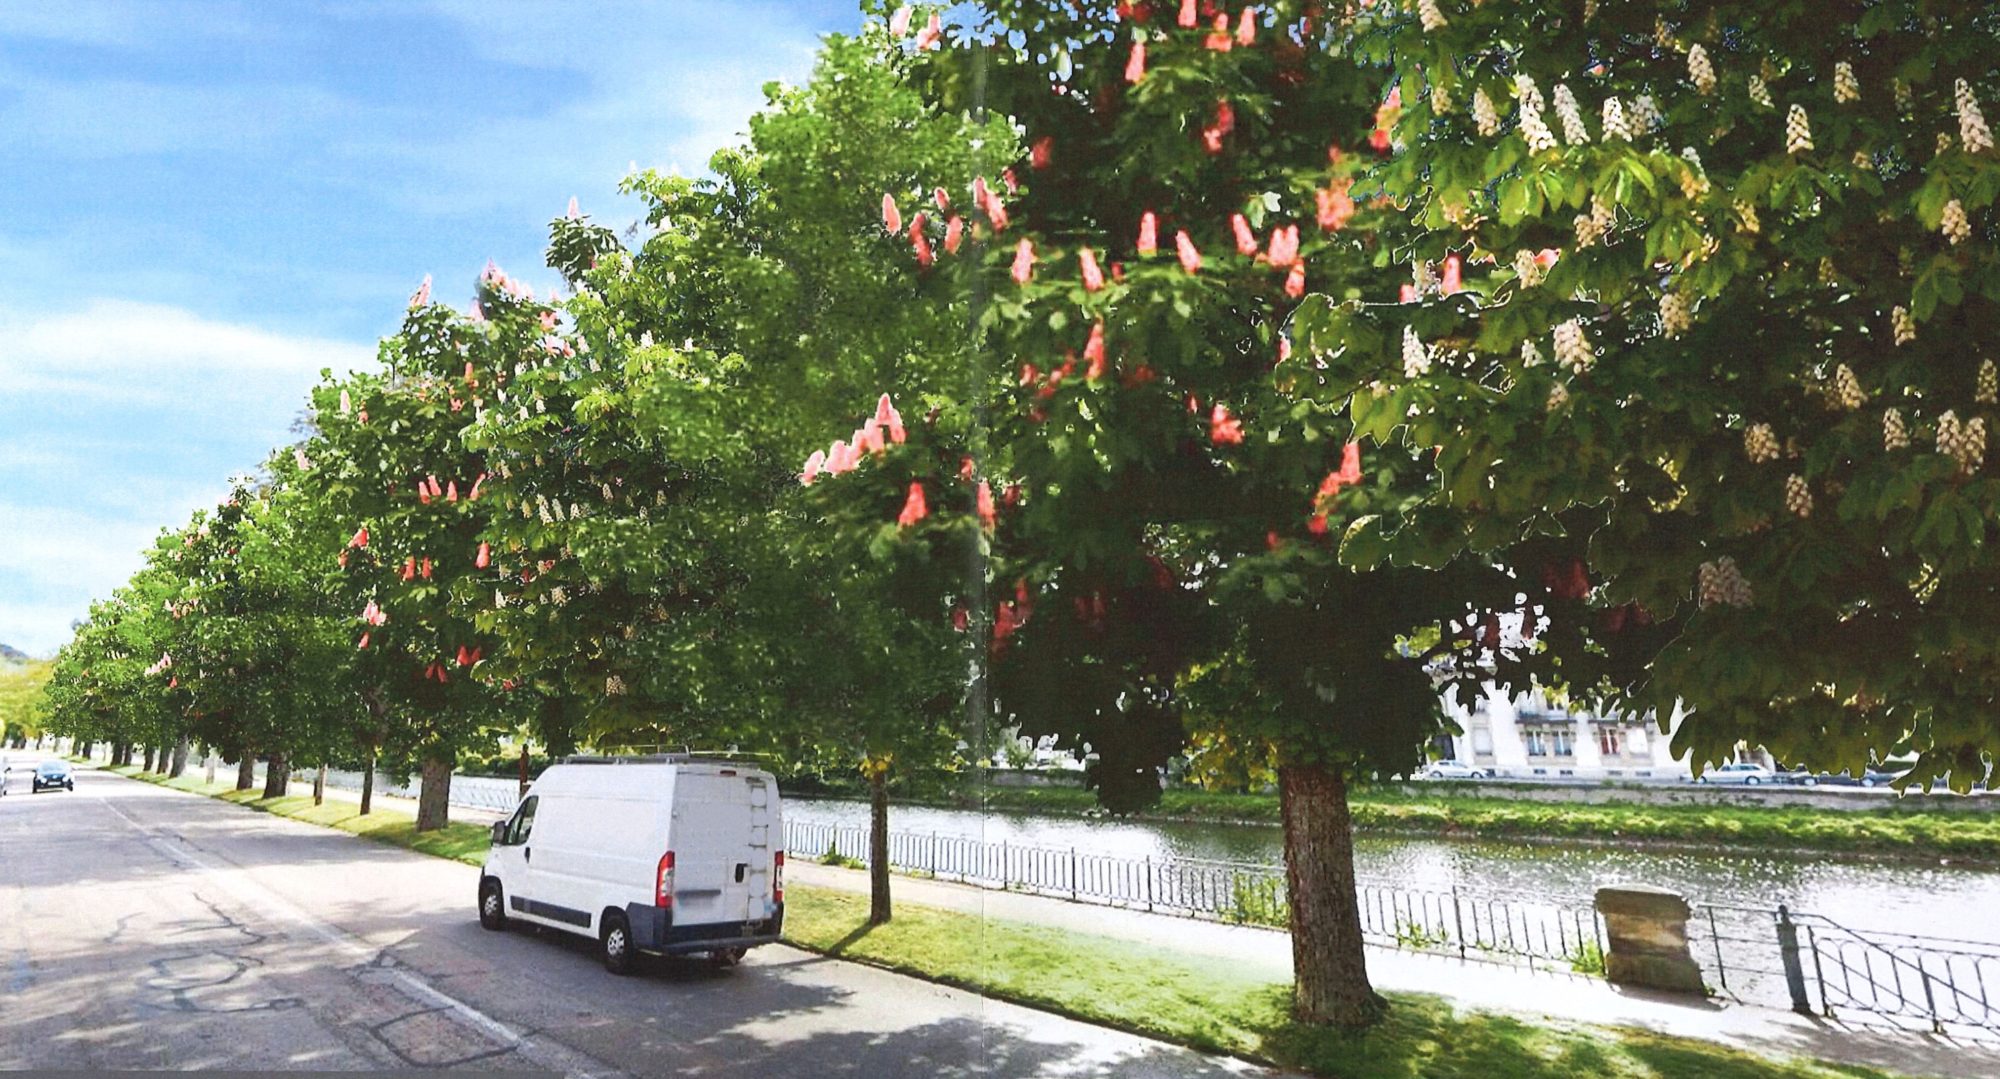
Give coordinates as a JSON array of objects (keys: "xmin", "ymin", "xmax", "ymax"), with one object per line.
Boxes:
[
  {"xmin": 315, "ymin": 769, "xmax": 521, "ymax": 812},
  {"xmin": 783, "ymin": 820, "xmax": 1606, "ymax": 972}
]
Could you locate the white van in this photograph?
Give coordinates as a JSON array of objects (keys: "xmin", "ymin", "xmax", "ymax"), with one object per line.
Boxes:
[{"xmin": 478, "ymin": 756, "xmax": 785, "ymax": 973}]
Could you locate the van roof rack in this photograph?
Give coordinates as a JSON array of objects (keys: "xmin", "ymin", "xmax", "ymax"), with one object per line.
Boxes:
[{"xmin": 561, "ymin": 752, "xmax": 770, "ymax": 767}]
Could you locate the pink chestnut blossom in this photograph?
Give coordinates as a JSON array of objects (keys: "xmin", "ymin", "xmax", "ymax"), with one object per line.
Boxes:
[
  {"xmin": 1175, "ymin": 230, "xmax": 1202, "ymax": 274},
  {"xmin": 1137, "ymin": 211, "xmax": 1158, "ymax": 255},
  {"xmin": 1079, "ymin": 247, "xmax": 1105, "ymax": 291},
  {"xmin": 897, "ymin": 482, "xmax": 930, "ymax": 527},
  {"xmin": 1011, "ymin": 238, "xmax": 1036, "ymax": 284}
]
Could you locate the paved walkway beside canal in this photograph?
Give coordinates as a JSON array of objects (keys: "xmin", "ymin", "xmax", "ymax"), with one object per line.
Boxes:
[{"xmin": 792, "ymin": 860, "xmax": 2000, "ymax": 1079}]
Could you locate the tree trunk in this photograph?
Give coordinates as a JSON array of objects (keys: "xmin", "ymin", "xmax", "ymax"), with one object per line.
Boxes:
[
  {"xmin": 235, "ymin": 753, "xmax": 256, "ymax": 791},
  {"xmin": 360, "ymin": 752, "xmax": 376, "ymax": 816},
  {"xmin": 868, "ymin": 768, "xmax": 892, "ymax": 926},
  {"xmin": 169, "ymin": 737, "xmax": 190, "ymax": 779},
  {"xmin": 314, "ymin": 763, "xmax": 327, "ymax": 806},
  {"xmin": 415, "ymin": 753, "xmax": 453, "ymax": 832},
  {"xmin": 142, "ymin": 745, "xmax": 156, "ymax": 772},
  {"xmin": 263, "ymin": 753, "xmax": 289, "ymax": 798},
  {"xmin": 1279, "ymin": 762, "xmax": 1386, "ymax": 1028}
]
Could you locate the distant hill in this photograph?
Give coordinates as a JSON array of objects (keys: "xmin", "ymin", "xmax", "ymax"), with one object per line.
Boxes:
[{"xmin": 0, "ymin": 643, "xmax": 31, "ymax": 665}]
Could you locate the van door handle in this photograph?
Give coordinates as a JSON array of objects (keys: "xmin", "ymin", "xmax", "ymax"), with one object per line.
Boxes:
[{"xmin": 525, "ymin": 848, "xmax": 532, "ymax": 863}]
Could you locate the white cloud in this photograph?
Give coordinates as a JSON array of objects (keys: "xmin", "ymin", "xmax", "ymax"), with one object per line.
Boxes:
[
  {"xmin": 0, "ymin": 300, "xmax": 375, "ymax": 654},
  {"xmin": 2, "ymin": 298, "xmax": 376, "ymax": 405}
]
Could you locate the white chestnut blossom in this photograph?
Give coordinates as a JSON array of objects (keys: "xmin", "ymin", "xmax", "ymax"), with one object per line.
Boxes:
[
  {"xmin": 1833, "ymin": 62, "xmax": 1860, "ymax": 104},
  {"xmin": 1938, "ymin": 410, "xmax": 1986, "ymax": 473},
  {"xmin": 1958, "ymin": 79, "xmax": 1994, "ymax": 154},
  {"xmin": 1515, "ymin": 76, "xmax": 1558, "ymax": 152},
  {"xmin": 1419, "ymin": 0, "xmax": 1447, "ymax": 32},
  {"xmin": 1785, "ymin": 104, "xmax": 1813, "ymax": 154},
  {"xmin": 1661, "ymin": 291, "xmax": 1693, "ymax": 338},
  {"xmin": 1688, "ymin": 45, "xmax": 1716, "ymax": 94},
  {"xmin": 1698, "ymin": 557, "xmax": 1753, "ymax": 608},
  {"xmin": 1884, "ymin": 408, "xmax": 1909, "ymax": 451},
  {"xmin": 1553, "ymin": 83, "xmax": 1591, "ymax": 144},
  {"xmin": 1547, "ymin": 382, "xmax": 1570, "ymax": 411},
  {"xmin": 1747, "ymin": 75, "xmax": 1774, "ymax": 109},
  {"xmin": 1942, "ymin": 199, "xmax": 1972, "ymax": 245},
  {"xmin": 1736, "ymin": 200, "xmax": 1762, "ymax": 234},
  {"xmin": 1553, "ymin": 319, "xmax": 1594, "ymax": 374},
  {"xmin": 1402, "ymin": 326, "xmax": 1433, "ymax": 378},
  {"xmin": 1473, "ymin": 88, "xmax": 1501, "ymax": 136},
  {"xmin": 1513, "ymin": 248, "xmax": 1547, "ymax": 287},
  {"xmin": 1832, "ymin": 364, "xmax": 1866, "ymax": 410},
  {"xmin": 1979, "ymin": 359, "xmax": 1997, "ymax": 405},
  {"xmin": 1892, "ymin": 305, "xmax": 1917, "ymax": 345},
  {"xmin": 1629, "ymin": 94, "xmax": 1662, "ymax": 133},
  {"xmin": 1520, "ymin": 339, "xmax": 1545, "ymax": 367},
  {"xmin": 1601, "ymin": 96, "xmax": 1632, "ymax": 141},
  {"xmin": 1744, "ymin": 423, "xmax": 1781, "ymax": 463},
  {"xmin": 1784, "ymin": 474, "xmax": 1813, "ymax": 518}
]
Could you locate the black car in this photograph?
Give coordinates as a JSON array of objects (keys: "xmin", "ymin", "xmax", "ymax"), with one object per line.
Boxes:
[{"xmin": 31, "ymin": 760, "xmax": 74, "ymax": 793}]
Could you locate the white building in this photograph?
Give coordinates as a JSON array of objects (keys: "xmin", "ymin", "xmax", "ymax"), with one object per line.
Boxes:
[{"xmin": 1438, "ymin": 685, "xmax": 1699, "ymax": 781}]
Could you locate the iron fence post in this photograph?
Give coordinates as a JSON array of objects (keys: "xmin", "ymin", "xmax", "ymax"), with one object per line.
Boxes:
[
  {"xmin": 1452, "ymin": 885, "xmax": 1466, "ymax": 959},
  {"xmin": 1922, "ymin": 967, "xmax": 1944, "ymax": 1034},
  {"xmin": 1144, "ymin": 856, "xmax": 1154, "ymax": 912},
  {"xmin": 1776, "ymin": 905, "xmax": 1812, "ymax": 1014},
  {"xmin": 1070, "ymin": 847, "xmax": 1078, "ymax": 900},
  {"xmin": 1708, "ymin": 906, "xmax": 1728, "ymax": 994}
]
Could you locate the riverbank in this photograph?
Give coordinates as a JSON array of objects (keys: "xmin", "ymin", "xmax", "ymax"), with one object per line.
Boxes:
[
  {"xmin": 786, "ymin": 885, "xmax": 1908, "ymax": 1079},
  {"xmin": 804, "ymin": 783, "xmax": 2000, "ymax": 864},
  {"xmin": 94, "ymin": 763, "xmax": 1925, "ymax": 1079}
]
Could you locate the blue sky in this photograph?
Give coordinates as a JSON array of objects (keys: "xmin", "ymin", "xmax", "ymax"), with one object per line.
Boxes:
[{"xmin": 0, "ymin": 0, "xmax": 864, "ymax": 655}]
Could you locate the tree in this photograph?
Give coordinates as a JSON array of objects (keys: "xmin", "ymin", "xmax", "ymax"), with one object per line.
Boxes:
[
  {"xmin": 1293, "ymin": 0, "xmax": 2000, "ymax": 789},
  {"xmin": 309, "ymin": 276, "xmax": 528, "ymax": 830},
  {"xmin": 795, "ymin": 0, "xmax": 1561, "ymax": 1025}
]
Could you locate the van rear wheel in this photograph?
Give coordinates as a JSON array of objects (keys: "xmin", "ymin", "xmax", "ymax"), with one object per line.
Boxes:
[
  {"xmin": 710, "ymin": 947, "xmax": 746, "ymax": 968},
  {"xmin": 478, "ymin": 879, "xmax": 507, "ymax": 931},
  {"xmin": 601, "ymin": 912, "xmax": 636, "ymax": 975}
]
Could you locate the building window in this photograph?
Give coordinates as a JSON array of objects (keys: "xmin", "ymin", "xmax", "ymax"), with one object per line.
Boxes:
[
  {"xmin": 1471, "ymin": 728, "xmax": 1494, "ymax": 755},
  {"xmin": 1596, "ymin": 725, "xmax": 1624, "ymax": 758},
  {"xmin": 1523, "ymin": 725, "xmax": 1574, "ymax": 758}
]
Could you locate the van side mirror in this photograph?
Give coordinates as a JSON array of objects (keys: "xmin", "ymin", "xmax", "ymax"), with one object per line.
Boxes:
[{"xmin": 490, "ymin": 820, "xmax": 508, "ymax": 845}]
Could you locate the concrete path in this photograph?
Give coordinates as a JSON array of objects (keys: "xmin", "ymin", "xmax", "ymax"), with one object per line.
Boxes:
[
  {"xmin": 792, "ymin": 861, "xmax": 2000, "ymax": 1079},
  {"xmin": 1, "ymin": 753, "xmax": 1269, "ymax": 1077}
]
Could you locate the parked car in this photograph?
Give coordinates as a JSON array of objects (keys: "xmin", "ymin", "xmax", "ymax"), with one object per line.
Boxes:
[
  {"xmin": 32, "ymin": 760, "xmax": 75, "ymax": 793},
  {"xmin": 1423, "ymin": 760, "xmax": 1486, "ymax": 780},
  {"xmin": 1694, "ymin": 762, "xmax": 1775, "ymax": 785},
  {"xmin": 479, "ymin": 755, "xmax": 784, "ymax": 974}
]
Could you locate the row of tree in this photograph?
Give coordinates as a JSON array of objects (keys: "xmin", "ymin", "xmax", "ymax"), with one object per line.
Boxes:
[{"xmin": 38, "ymin": 0, "xmax": 1998, "ymax": 1029}]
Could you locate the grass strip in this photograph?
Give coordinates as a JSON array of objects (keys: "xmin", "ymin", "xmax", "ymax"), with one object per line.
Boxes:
[
  {"xmin": 783, "ymin": 885, "xmax": 1894, "ymax": 1079},
  {"xmin": 105, "ymin": 764, "xmax": 493, "ymax": 865},
  {"xmin": 884, "ymin": 784, "xmax": 2000, "ymax": 862},
  {"xmin": 103, "ymin": 762, "xmax": 1903, "ymax": 1079}
]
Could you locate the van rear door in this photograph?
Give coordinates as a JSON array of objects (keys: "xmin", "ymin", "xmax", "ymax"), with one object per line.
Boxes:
[{"xmin": 671, "ymin": 769, "xmax": 772, "ymax": 926}]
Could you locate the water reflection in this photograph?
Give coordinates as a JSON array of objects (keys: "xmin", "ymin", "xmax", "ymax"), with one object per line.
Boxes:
[{"xmin": 792, "ymin": 797, "xmax": 2000, "ymax": 943}]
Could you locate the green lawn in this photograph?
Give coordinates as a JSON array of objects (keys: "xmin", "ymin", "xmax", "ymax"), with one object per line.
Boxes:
[
  {"xmin": 784, "ymin": 885, "xmax": 1894, "ymax": 1079},
  {"xmin": 106, "ymin": 765, "xmax": 492, "ymax": 865}
]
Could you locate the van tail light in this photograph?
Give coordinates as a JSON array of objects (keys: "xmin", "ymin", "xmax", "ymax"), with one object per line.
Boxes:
[
  {"xmin": 656, "ymin": 851, "xmax": 676, "ymax": 908},
  {"xmin": 773, "ymin": 851, "xmax": 784, "ymax": 904}
]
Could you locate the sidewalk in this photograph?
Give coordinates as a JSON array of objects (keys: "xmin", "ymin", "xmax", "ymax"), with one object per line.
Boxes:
[{"xmin": 792, "ymin": 860, "xmax": 2000, "ymax": 1079}]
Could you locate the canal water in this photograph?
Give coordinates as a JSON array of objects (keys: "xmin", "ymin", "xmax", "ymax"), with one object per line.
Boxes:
[{"xmin": 790, "ymin": 797, "xmax": 2000, "ymax": 944}]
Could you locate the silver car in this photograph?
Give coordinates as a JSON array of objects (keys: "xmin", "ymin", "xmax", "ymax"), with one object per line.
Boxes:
[{"xmin": 1695, "ymin": 762, "xmax": 1774, "ymax": 786}]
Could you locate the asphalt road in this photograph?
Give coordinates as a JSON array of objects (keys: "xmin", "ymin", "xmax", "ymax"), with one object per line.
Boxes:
[{"xmin": 0, "ymin": 753, "xmax": 1270, "ymax": 1077}]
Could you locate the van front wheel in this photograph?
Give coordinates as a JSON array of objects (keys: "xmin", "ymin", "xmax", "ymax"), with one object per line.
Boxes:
[
  {"xmin": 479, "ymin": 879, "xmax": 507, "ymax": 931},
  {"xmin": 601, "ymin": 912, "xmax": 636, "ymax": 976}
]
